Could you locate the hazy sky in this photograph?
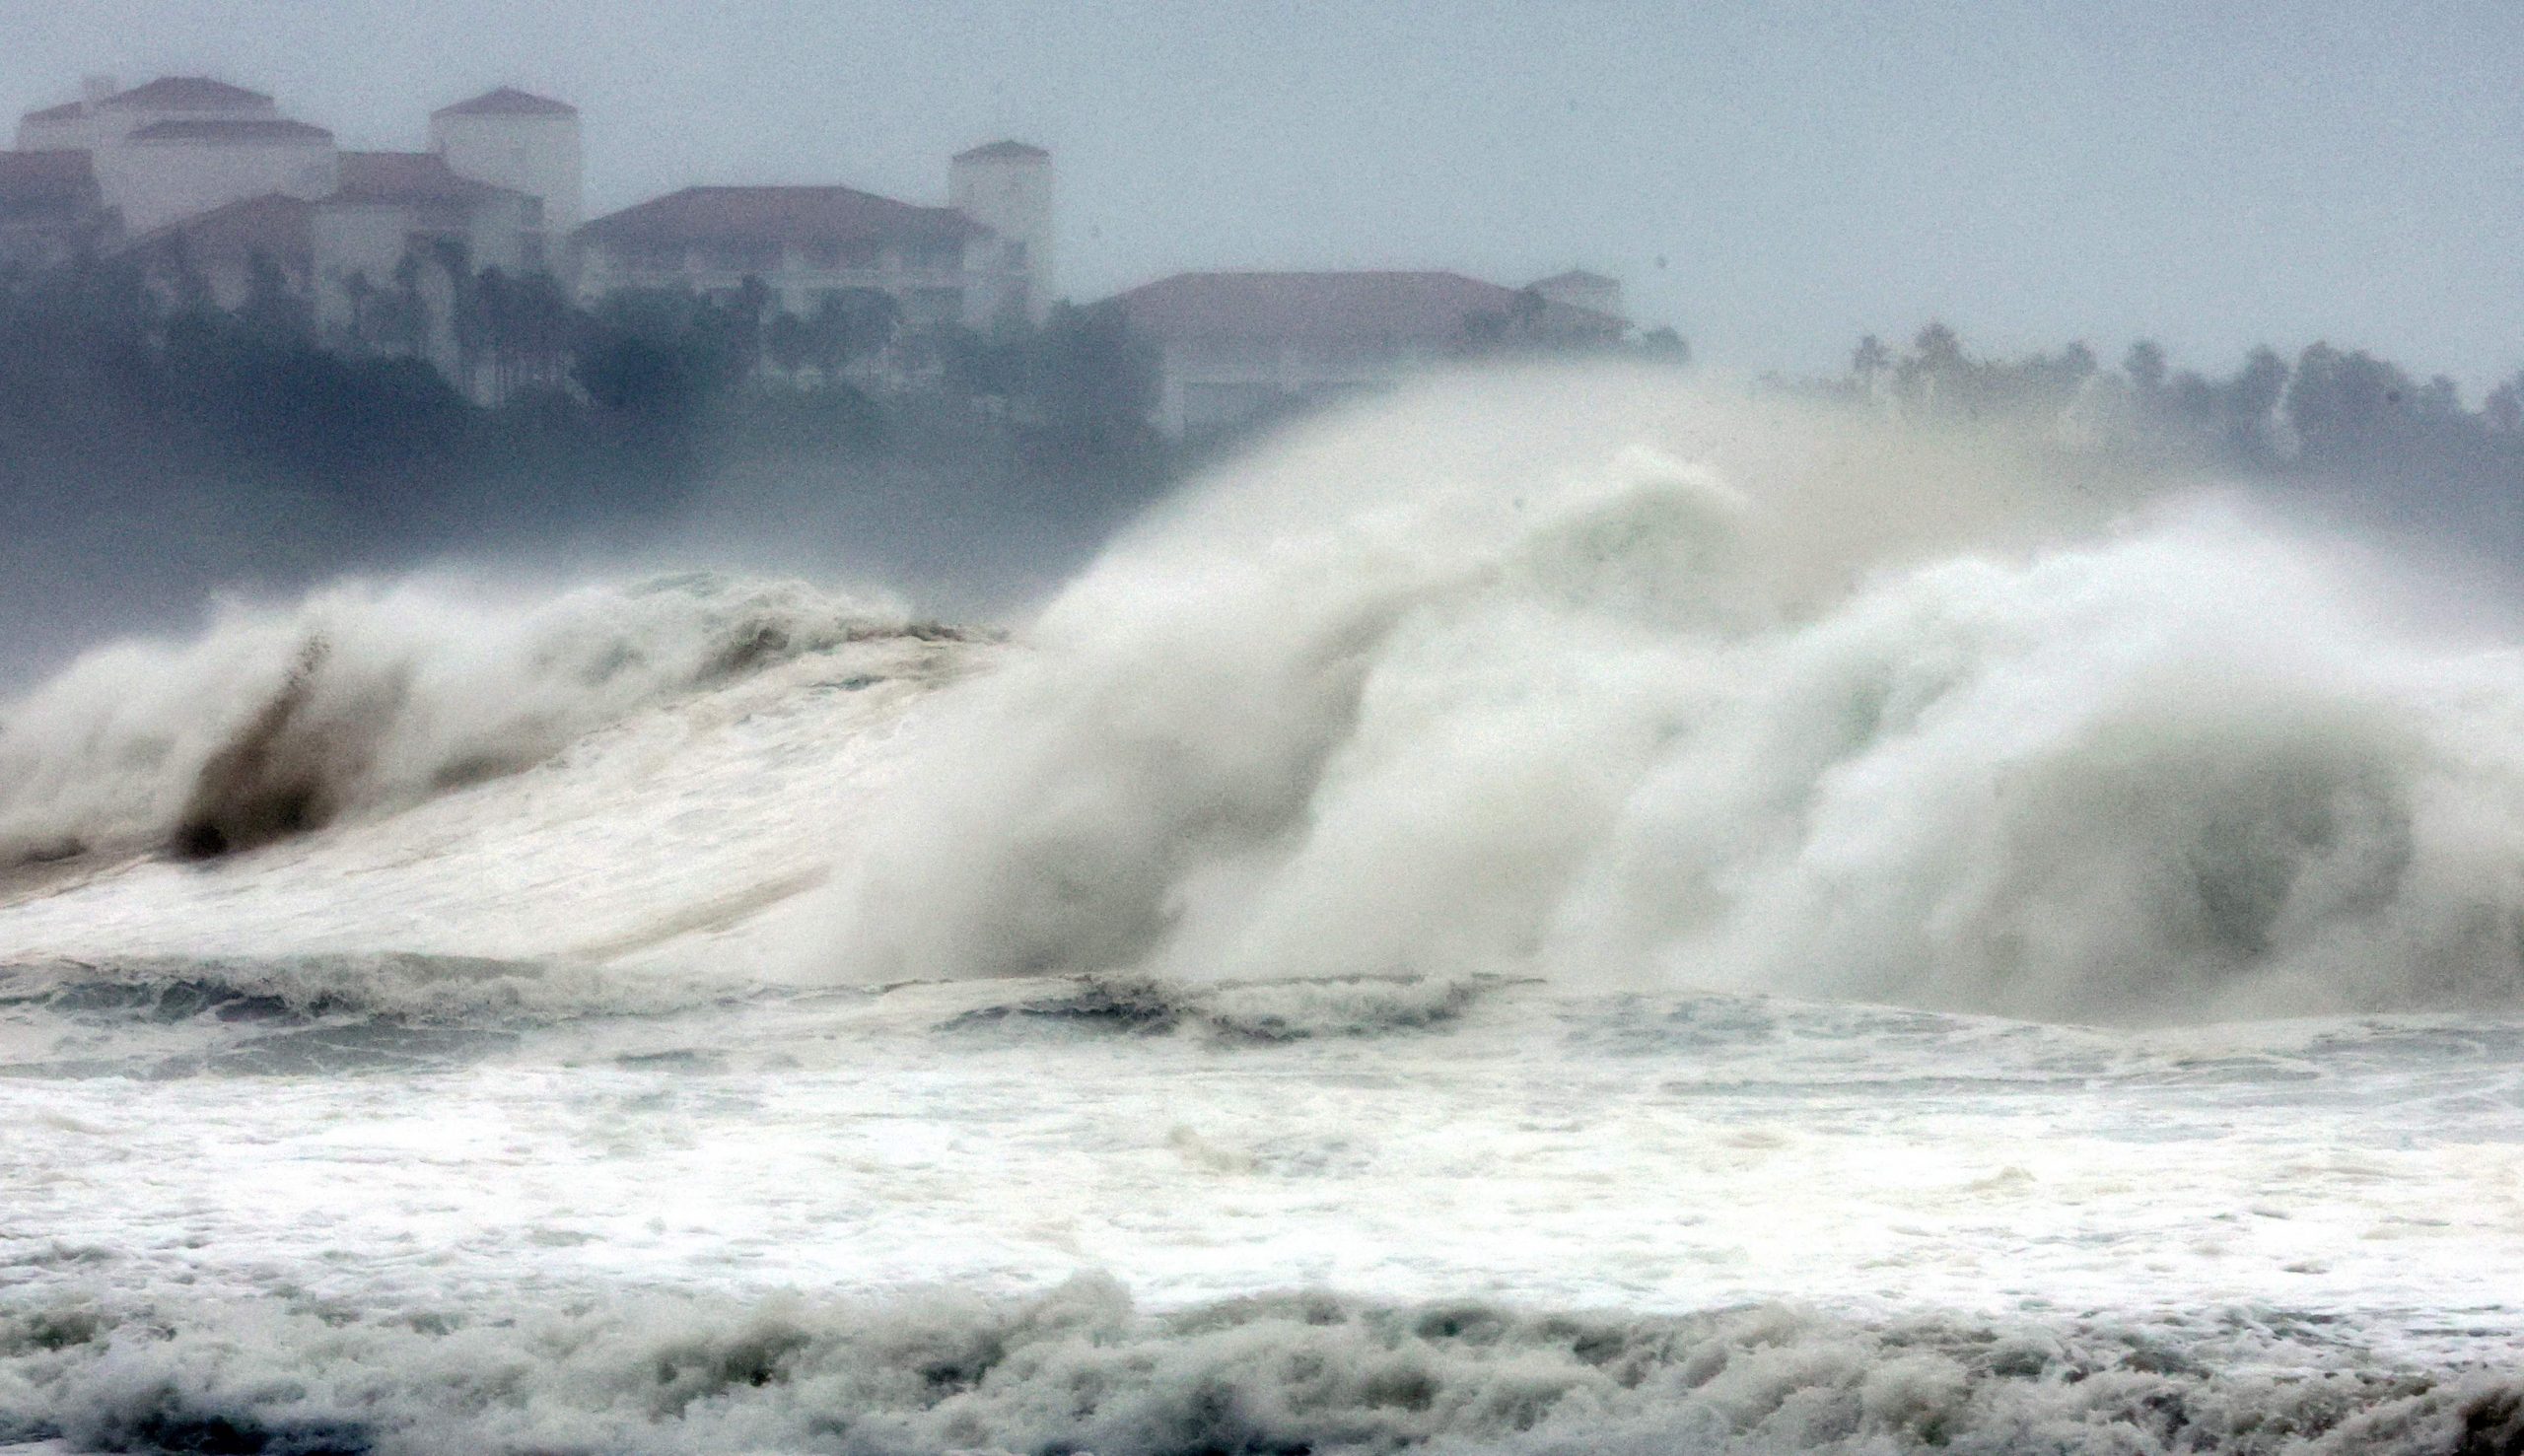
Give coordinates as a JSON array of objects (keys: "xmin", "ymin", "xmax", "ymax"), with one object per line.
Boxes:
[{"xmin": 6, "ymin": 1, "xmax": 2520, "ymax": 387}]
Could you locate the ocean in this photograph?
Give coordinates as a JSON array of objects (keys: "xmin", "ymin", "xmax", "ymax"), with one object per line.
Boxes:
[{"xmin": 3, "ymin": 372, "xmax": 2520, "ymax": 1454}]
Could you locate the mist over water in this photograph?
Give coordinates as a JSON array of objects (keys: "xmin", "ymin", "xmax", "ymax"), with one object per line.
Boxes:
[{"xmin": 817, "ymin": 367, "xmax": 2524, "ymax": 1024}]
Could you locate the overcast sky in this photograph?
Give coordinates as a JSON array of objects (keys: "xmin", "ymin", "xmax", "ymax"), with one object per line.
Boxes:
[{"xmin": 6, "ymin": 1, "xmax": 2520, "ymax": 388}]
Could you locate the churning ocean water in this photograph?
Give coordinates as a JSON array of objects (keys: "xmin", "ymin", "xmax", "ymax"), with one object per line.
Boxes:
[{"xmin": 4, "ymin": 372, "xmax": 2524, "ymax": 1454}]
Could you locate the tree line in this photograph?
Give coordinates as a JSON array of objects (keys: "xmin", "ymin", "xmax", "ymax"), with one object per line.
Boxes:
[
  {"xmin": 9, "ymin": 248, "xmax": 2518, "ymax": 610},
  {"xmin": 0, "ymin": 252, "xmax": 1168, "ymax": 550},
  {"xmin": 1817, "ymin": 323, "xmax": 2524, "ymax": 547},
  {"xmin": 0, "ymin": 251, "xmax": 1182, "ymax": 676}
]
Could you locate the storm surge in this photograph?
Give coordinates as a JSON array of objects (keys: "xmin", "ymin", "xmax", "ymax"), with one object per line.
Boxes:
[
  {"xmin": 0, "ymin": 572, "xmax": 906, "ymax": 867},
  {"xmin": 10, "ymin": 368, "xmax": 2522, "ymax": 1026},
  {"xmin": 824, "ymin": 367, "xmax": 2524, "ymax": 1024}
]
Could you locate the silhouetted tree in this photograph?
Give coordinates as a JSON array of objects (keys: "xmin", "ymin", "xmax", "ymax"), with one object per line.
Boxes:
[{"xmin": 1027, "ymin": 301, "xmax": 1158, "ymax": 451}]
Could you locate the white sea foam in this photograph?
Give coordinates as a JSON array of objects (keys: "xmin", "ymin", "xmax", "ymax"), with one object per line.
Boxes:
[
  {"xmin": 0, "ymin": 572, "xmax": 905, "ymax": 867},
  {"xmin": 6, "ymin": 1276, "xmax": 2518, "ymax": 1456},
  {"xmin": 2, "ymin": 362, "xmax": 2524, "ymax": 1451},
  {"xmin": 818, "ymin": 367, "xmax": 2524, "ymax": 1023},
  {"xmin": 19, "ymin": 370, "xmax": 2520, "ymax": 1027},
  {"xmin": 3, "ymin": 968, "xmax": 2523, "ymax": 1454}
]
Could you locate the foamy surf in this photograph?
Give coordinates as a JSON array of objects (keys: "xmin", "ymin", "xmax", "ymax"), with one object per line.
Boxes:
[
  {"xmin": 823, "ymin": 371, "xmax": 2524, "ymax": 1024},
  {"xmin": 1, "ymin": 971, "xmax": 2521, "ymax": 1453},
  {"xmin": 7, "ymin": 369, "xmax": 2524, "ymax": 1453},
  {"xmin": 0, "ymin": 571, "xmax": 917, "ymax": 868}
]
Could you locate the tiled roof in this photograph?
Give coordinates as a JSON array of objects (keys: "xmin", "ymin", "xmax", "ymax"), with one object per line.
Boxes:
[
  {"xmin": 1109, "ymin": 271, "xmax": 1625, "ymax": 345},
  {"xmin": 128, "ymin": 118, "xmax": 333, "ymax": 144},
  {"xmin": 102, "ymin": 77, "xmax": 273, "ymax": 110},
  {"xmin": 333, "ymin": 151, "xmax": 512, "ymax": 204},
  {"xmin": 128, "ymin": 193, "xmax": 313, "ymax": 264},
  {"xmin": 580, "ymin": 185, "xmax": 978, "ymax": 245},
  {"xmin": 434, "ymin": 87, "xmax": 577, "ymax": 117},
  {"xmin": 953, "ymin": 140, "xmax": 1049, "ymax": 163}
]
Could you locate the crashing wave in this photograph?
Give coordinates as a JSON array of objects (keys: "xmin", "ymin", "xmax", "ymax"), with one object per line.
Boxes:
[
  {"xmin": 2, "ymin": 1277, "xmax": 2517, "ymax": 1455},
  {"xmin": 817, "ymin": 369, "xmax": 2524, "ymax": 1024},
  {"xmin": 0, "ymin": 572, "xmax": 913, "ymax": 866}
]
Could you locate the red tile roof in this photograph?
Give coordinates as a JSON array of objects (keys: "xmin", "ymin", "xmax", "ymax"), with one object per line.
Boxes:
[
  {"xmin": 128, "ymin": 118, "xmax": 332, "ymax": 144},
  {"xmin": 434, "ymin": 87, "xmax": 577, "ymax": 117},
  {"xmin": 102, "ymin": 77, "xmax": 273, "ymax": 110},
  {"xmin": 0, "ymin": 150, "xmax": 103, "ymax": 211},
  {"xmin": 1111, "ymin": 271, "xmax": 1625, "ymax": 346},
  {"xmin": 333, "ymin": 151, "xmax": 512, "ymax": 204},
  {"xmin": 954, "ymin": 140, "xmax": 1049, "ymax": 163},
  {"xmin": 129, "ymin": 193, "xmax": 313, "ymax": 265},
  {"xmin": 580, "ymin": 185, "xmax": 978, "ymax": 245}
]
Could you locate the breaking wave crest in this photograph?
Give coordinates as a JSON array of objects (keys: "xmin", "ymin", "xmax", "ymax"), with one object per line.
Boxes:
[
  {"xmin": 3, "ymin": 1278, "xmax": 2517, "ymax": 1456},
  {"xmin": 0, "ymin": 573, "xmax": 906, "ymax": 866},
  {"xmin": 821, "ymin": 369, "xmax": 2524, "ymax": 1024}
]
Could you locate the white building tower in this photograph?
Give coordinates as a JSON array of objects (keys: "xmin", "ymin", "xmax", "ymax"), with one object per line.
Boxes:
[
  {"xmin": 428, "ymin": 87, "xmax": 581, "ymax": 274},
  {"xmin": 948, "ymin": 140, "xmax": 1052, "ymax": 323}
]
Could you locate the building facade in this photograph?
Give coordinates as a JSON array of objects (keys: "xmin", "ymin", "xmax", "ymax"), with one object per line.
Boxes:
[
  {"xmin": 15, "ymin": 77, "xmax": 337, "ymax": 237},
  {"xmin": 947, "ymin": 141, "xmax": 1051, "ymax": 322},
  {"xmin": 573, "ymin": 142, "xmax": 1053, "ymax": 344},
  {"xmin": 8, "ymin": 76, "xmax": 580, "ymax": 393},
  {"xmin": 429, "ymin": 88, "xmax": 582, "ymax": 263},
  {"xmin": 1107, "ymin": 270, "xmax": 1628, "ymax": 437}
]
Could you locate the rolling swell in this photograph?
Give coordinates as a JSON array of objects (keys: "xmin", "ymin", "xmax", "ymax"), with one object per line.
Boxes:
[
  {"xmin": 3, "ymin": 1279, "xmax": 2519, "ymax": 1455},
  {"xmin": 820, "ymin": 372, "xmax": 2524, "ymax": 1024},
  {"xmin": 0, "ymin": 573, "xmax": 909, "ymax": 867}
]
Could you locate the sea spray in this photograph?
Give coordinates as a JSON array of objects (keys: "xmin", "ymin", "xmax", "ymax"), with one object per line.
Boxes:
[
  {"xmin": 6, "ymin": 1276, "xmax": 2519, "ymax": 1456},
  {"xmin": 0, "ymin": 572, "xmax": 905, "ymax": 867},
  {"xmin": 817, "ymin": 367, "xmax": 2524, "ymax": 1022}
]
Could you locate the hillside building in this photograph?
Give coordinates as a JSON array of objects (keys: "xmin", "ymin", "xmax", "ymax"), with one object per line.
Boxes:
[
  {"xmin": 16, "ymin": 77, "xmax": 335, "ymax": 237},
  {"xmin": 1107, "ymin": 269, "xmax": 1628, "ymax": 436},
  {"xmin": 11, "ymin": 76, "xmax": 581, "ymax": 268},
  {"xmin": 575, "ymin": 141, "xmax": 1053, "ymax": 336},
  {"xmin": 7, "ymin": 76, "xmax": 582, "ymax": 393},
  {"xmin": 430, "ymin": 88, "xmax": 583, "ymax": 257}
]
